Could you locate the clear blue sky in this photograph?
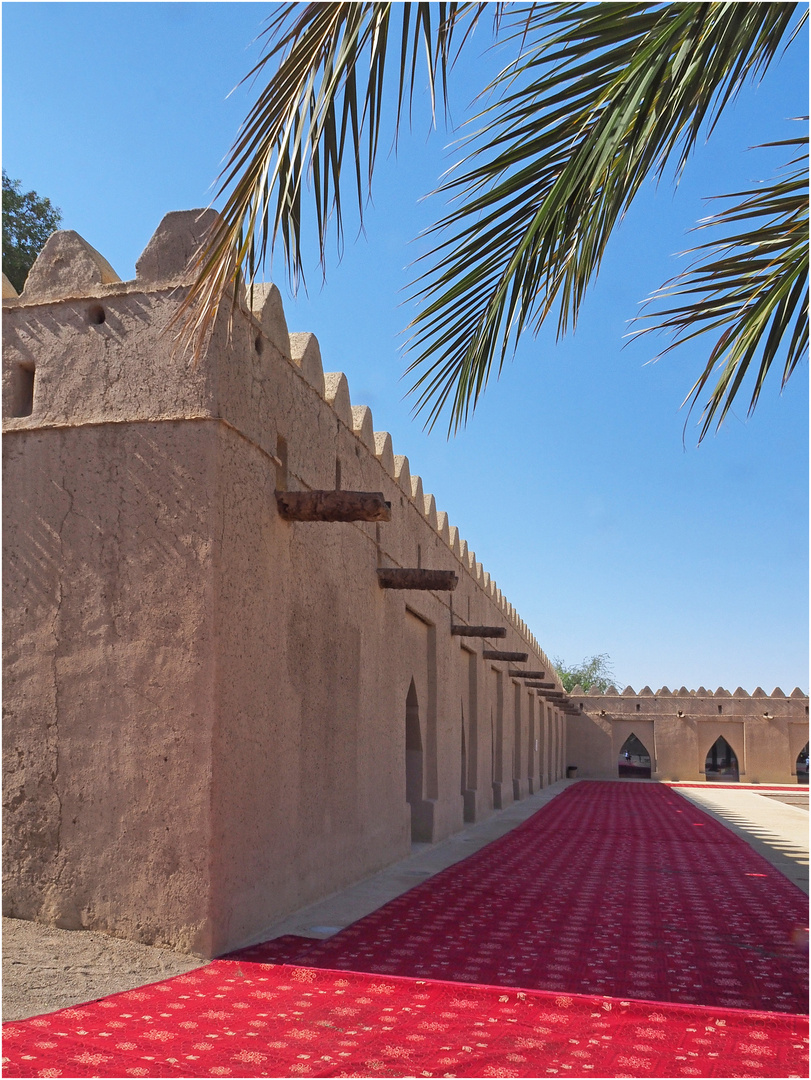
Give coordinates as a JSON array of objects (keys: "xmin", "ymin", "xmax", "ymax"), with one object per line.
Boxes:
[{"xmin": 3, "ymin": 2, "xmax": 808, "ymax": 693}]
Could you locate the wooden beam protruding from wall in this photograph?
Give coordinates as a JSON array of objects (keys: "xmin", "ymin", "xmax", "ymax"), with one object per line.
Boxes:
[
  {"xmin": 377, "ymin": 568, "xmax": 458, "ymax": 591},
  {"xmin": 276, "ymin": 490, "xmax": 391, "ymax": 522},
  {"xmin": 482, "ymin": 650, "xmax": 528, "ymax": 662},
  {"xmin": 526, "ymin": 681, "xmax": 556, "ymax": 689},
  {"xmin": 451, "ymin": 626, "xmax": 507, "ymax": 638},
  {"xmin": 508, "ymin": 669, "xmax": 545, "ymax": 679}
]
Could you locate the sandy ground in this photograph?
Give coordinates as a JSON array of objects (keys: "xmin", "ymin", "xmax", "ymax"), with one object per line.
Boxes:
[
  {"xmin": 3, "ymin": 779, "xmax": 807, "ymax": 1023},
  {"xmin": 1, "ymin": 918, "xmax": 205, "ymax": 1021}
]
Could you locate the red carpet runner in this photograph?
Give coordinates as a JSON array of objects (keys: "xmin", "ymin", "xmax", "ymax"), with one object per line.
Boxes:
[
  {"xmin": 235, "ymin": 783, "xmax": 808, "ymax": 1013},
  {"xmin": 3, "ymin": 783, "xmax": 808, "ymax": 1077}
]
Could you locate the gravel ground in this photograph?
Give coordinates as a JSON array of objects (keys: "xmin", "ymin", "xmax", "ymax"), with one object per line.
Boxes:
[{"xmin": 2, "ymin": 917, "xmax": 205, "ymax": 1021}]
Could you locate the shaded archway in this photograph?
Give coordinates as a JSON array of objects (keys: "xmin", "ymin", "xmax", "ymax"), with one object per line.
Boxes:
[
  {"xmin": 618, "ymin": 733, "xmax": 652, "ymax": 778},
  {"xmin": 705, "ymin": 736, "xmax": 739, "ymax": 782},
  {"xmin": 405, "ymin": 679, "xmax": 424, "ymax": 839},
  {"xmin": 797, "ymin": 742, "xmax": 809, "ymax": 785}
]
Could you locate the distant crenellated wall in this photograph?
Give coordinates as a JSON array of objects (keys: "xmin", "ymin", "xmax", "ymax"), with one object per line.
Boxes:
[
  {"xmin": 3, "ymin": 210, "xmax": 570, "ymax": 956},
  {"xmin": 567, "ymin": 684, "xmax": 809, "ymax": 783}
]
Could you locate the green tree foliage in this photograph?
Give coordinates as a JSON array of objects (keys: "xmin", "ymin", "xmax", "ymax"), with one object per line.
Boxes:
[
  {"xmin": 2, "ymin": 171, "xmax": 62, "ymax": 293},
  {"xmin": 180, "ymin": 2, "xmax": 807, "ymax": 441},
  {"xmin": 554, "ymin": 654, "xmax": 616, "ymax": 694}
]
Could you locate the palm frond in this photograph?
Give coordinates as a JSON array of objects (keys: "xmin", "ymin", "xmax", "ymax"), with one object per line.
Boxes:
[
  {"xmin": 635, "ymin": 135, "xmax": 808, "ymax": 442},
  {"xmin": 175, "ymin": 1, "xmax": 494, "ymax": 359},
  {"xmin": 404, "ymin": 1, "xmax": 804, "ymax": 432}
]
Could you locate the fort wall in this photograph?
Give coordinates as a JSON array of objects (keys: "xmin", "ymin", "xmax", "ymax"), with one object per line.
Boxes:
[
  {"xmin": 567, "ymin": 686, "xmax": 808, "ymax": 784},
  {"xmin": 3, "ymin": 211, "xmax": 569, "ymax": 956}
]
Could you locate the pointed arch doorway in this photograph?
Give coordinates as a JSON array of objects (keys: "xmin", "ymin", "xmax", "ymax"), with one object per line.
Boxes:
[
  {"xmin": 617, "ymin": 733, "xmax": 652, "ymax": 778},
  {"xmin": 705, "ymin": 736, "xmax": 739, "ymax": 781},
  {"xmin": 797, "ymin": 742, "xmax": 809, "ymax": 785}
]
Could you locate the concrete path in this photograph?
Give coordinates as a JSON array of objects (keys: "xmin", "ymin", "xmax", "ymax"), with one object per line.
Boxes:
[{"xmin": 4, "ymin": 778, "xmax": 807, "ymax": 1020}]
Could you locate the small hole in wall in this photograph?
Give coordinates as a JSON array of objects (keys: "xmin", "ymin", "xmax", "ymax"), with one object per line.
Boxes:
[
  {"xmin": 13, "ymin": 365, "xmax": 35, "ymax": 417},
  {"xmin": 87, "ymin": 303, "xmax": 106, "ymax": 325},
  {"xmin": 718, "ymin": 704, "xmax": 723, "ymax": 714},
  {"xmin": 254, "ymin": 334, "xmax": 264, "ymax": 355},
  {"xmin": 636, "ymin": 703, "xmax": 640, "ymax": 711}
]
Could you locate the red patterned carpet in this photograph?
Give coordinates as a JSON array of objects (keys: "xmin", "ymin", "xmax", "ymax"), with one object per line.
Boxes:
[
  {"xmin": 235, "ymin": 783, "xmax": 808, "ymax": 1013},
  {"xmin": 3, "ymin": 962, "xmax": 808, "ymax": 1078},
  {"xmin": 3, "ymin": 783, "xmax": 808, "ymax": 1078}
]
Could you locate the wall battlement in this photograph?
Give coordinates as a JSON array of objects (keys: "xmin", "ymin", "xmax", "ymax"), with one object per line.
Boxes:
[{"xmin": 2, "ymin": 209, "xmax": 546, "ymax": 669}]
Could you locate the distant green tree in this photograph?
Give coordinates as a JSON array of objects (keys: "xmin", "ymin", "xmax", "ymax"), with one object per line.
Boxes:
[
  {"xmin": 2, "ymin": 171, "xmax": 62, "ymax": 292},
  {"xmin": 554, "ymin": 653, "xmax": 616, "ymax": 694}
]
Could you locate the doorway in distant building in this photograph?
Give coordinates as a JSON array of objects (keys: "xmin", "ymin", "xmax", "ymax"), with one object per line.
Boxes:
[
  {"xmin": 618, "ymin": 734, "xmax": 652, "ymax": 778},
  {"xmin": 797, "ymin": 743, "xmax": 809, "ymax": 785},
  {"xmin": 705, "ymin": 736, "xmax": 739, "ymax": 781}
]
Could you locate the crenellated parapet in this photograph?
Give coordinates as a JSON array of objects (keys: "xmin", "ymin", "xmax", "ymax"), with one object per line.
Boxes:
[
  {"xmin": 572, "ymin": 684, "xmax": 808, "ymax": 716},
  {"xmin": 2, "ymin": 209, "xmax": 550, "ymax": 674}
]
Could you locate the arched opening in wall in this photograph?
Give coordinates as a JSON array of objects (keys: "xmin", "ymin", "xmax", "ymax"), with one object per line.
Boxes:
[
  {"xmin": 618, "ymin": 734, "xmax": 652, "ymax": 779},
  {"xmin": 405, "ymin": 679, "xmax": 424, "ymax": 840},
  {"xmin": 705, "ymin": 736, "xmax": 739, "ymax": 782},
  {"xmin": 797, "ymin": 743, "xmax": 809, "ymax": 785}
]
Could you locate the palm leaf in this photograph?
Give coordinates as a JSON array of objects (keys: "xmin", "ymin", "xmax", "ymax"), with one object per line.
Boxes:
[
  {"xmin": 175, "ymin": 1, "xmax": 495, "ymax": 358},
  {"xmin": 635, "ymin": 135, "xmax": 808, "ymax": 441},
  {"xmin": 404, "ymin": 1, "xmax": 805, "ymax": 432}
]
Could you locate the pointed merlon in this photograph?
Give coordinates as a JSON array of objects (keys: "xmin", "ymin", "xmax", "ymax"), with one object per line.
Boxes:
[
  {"xmin": 483, "ymin": 650, "xmax": 529, "ymax": 662},
  {"xmin": 410, "ymin": 475, "xmax": 424, "ymax": 506},
  {"xmin": 658, "ymin": 686, "xmax": 671, "ymax": 696},
  {"xmin": 136, "ymin": 208, "xmax": 218, "ymax": 287},
  {"xmin": 423, "ymin": 493, "xmax": 438, "ymax": 529},
  {"xmin": 570, "ymin": 684, "xmax": 585, "ymax": 696},
  {"xmin": 452, "ymin": 626, "xmax": 507, "ymax": 638},
  {"xmin": 603, "ymin": 685, "xmax": 619, "ymax": 696},
  {"xmin": 3, "ymin": 272, "xmax": 19, "ymax": 298},
  {"xmin": 250, "ymin": 283, "xmax": 291, "ymax": 358},
  {"xmin": 733, "ymin": 687, "xmax": 749, "ymax": 698},
  {"xmin": 714, "ymin": 687, "xmax": 732, "ymax": 697},
  {"xmin": 289, "ymin": 333, "xmax": 325, "ymax": 394},
  {"xmin": 678, "ymin": 686, "xmax": 689, "ymax": 695},
  {"xmin": 621, "ymin": 685, "xmax": 636, "ymax": 696},
  {"xmin": 509, "ymin": 670, "xmax": 545, "ymax": 679},
  {"xmin": 695, "ymin": 687, "xmax": 707, "ymax": 696},
  {"xmin": 23, "ymin": 230, "xmax": 121, "ymax": 302},
  {"xmin": 323, "ymin": 373, "xmax": 352, "ymax": 427},
  {"xmin": 374, "ymin": 432, "xmax": 395, "ymax": 475},
  {"xmin": 790, "ymin": 687, "xmax": 807, "ymax": 698},
  {"xmin": 276, "ymin": 490, "xmax": 391, "ymax": 522},
  {"xmin": 771, "ymin": 687, "xmax": 786, "ymax": 698},
  {"xmin": 351, "ymin": 406, "xmax": 375, "ymax": 450},
  {"xmin": 751, "ymin": 687, "xmax": 767, "ymax": 697},
  {"xmin": 435, "ymin": 511, "xmax": 450, "ymax": 545},
  {"xmin": 377, "ymin": 568, "xmax": 458, "ymax": 591},
  {"xmin": 639, "ymin": 686, "xmax": 654, "ymax": 696},
  {"xmin": 394, "ymin": 455, "xmax": 411, "ymax": 493}
]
